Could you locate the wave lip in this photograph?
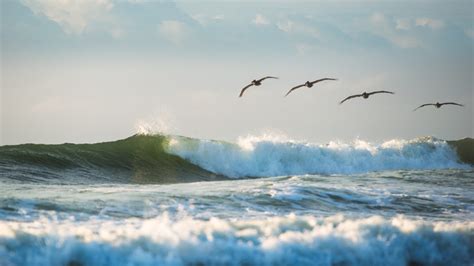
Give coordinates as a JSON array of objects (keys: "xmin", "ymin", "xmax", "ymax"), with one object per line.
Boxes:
[
  {"xmin": 167, "ymin": 135, "xmax": 470, "ymax": 178},
  {"xmin": 1, "ymin": 214, "xmax": 473, "ymax": 266}
]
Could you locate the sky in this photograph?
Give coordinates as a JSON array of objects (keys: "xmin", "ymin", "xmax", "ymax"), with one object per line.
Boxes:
[{"xmin": 1, "ymin": 0, "xmax": 473, "ymax": 145}]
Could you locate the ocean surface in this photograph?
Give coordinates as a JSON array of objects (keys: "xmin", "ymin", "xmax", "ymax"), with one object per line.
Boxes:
[{"xmin": 0, "ymin": 134, "xmax": 473, "ymax": 266}]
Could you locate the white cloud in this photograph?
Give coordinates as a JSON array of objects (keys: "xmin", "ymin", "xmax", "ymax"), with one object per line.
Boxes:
[
  {"xmin": 369, "ymin": 12, "xmax": 421, "ymax": 48},
  {"xmin": 276, "ymin": 20, "xmax": 294, "ymax": 32},
  {"xmin": 395, "ymin": 18, "xmax": 411, "ymax": 31},
  {"xmin": 158, "ymin": 20, "xmax": 189, "ymax": 45},
  {"xmin": 253, "ymin": 14, "xmax": 270, "ymax": 26},
  {"xmin": 415, "ymin": 18, "xmax": 444, "ymax": 30},
  {"xmin": 192, "ymin": 14, "xmax": 224, "ymax": 26},
  {"xmin": 21, "ymin": 0, "xmax": 114, "ymax": 35},
  {"xmin": 276, "ymin": 20, "xmax": 319, "ymax": 38}
]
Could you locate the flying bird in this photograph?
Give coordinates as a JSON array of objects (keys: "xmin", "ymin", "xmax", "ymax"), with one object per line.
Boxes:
[
  {"xmin": 239, "ymin": 76, "xmax": 278, "ymax": 97},
  {"xmin": 285, "ymin": 78, "xmax": 337, "ymax": 97},
  {"xmin": 413, "ymin": 102, "xmax": 464, "ymax": 111},
  {"xmin": 339, "ymin": 90, "xmax": 394, "ymax": 104}
]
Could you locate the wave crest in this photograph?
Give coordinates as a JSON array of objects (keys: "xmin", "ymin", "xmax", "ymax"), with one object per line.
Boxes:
[
  {"xmin": 167, "ymin": 135, "xmax": 469, "ymax": 178},
  {"xmin": 1, "ymin": 134, "xmax": 471, "ymax": 183}
]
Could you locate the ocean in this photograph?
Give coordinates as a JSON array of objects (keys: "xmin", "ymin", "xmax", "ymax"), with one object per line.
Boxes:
[{"xmin": 0, "ymin": 134, "xmax": 473, "ymax": 266}]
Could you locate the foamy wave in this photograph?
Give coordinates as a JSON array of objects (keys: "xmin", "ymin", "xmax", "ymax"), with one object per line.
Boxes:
[
  {"xmin": 1, "ymin": 214, "xmax": 472, "ymax": 266},
  {"xmin": 166, "ymin": 135, "xmax": 468, "ymax": 178}
]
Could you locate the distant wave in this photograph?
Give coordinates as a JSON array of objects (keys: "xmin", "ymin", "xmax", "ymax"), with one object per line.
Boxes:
[
  {"xmin": 167, "ymin": 135, "xmax": 472, "ymax": 178},
  {"xmin": 1, "ymin": 214, "xmax": 473, "ymax": 266},
  {"xmin": 0, "ymin": 134, "xmax": 472, "ymax": 184}
]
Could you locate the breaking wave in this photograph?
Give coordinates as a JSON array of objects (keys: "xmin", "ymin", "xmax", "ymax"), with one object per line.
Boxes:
[
  {"xmin": 0, "ymin": 134, "xmax": 471, "ymax": 183},
  {"xmin": 167, "ymin": 135, "xmax": 471, "ymax": 178}
]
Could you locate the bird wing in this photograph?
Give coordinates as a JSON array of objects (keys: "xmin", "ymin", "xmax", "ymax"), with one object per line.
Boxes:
[
  {"xmin": 311, "ymin": 78, "xmax": 337, "ymax": 84},
  {"xmin": 367, "ymin": 90, "xmax": 395, "ymax": 96},
  {"xmin": 413, "ymin": 103, "xmax": 435, "ymax": 111},
  {"xmin": 339, "ymin": 94, "xmax": 363, "ymax": 104},
  {"xmin": 284, "ymin": 84, "xmax": 306, "ymax": 97},
  {"xmin": 239, "ymin": 83, "xmax": 254, "ymax": 97},
  {"xmin": 257, "ymin": 76, "xmax": 278, "ymax": 82},
  {"xmin": 440, "ymin": 102, "xmax": 464, "ymax": 107}
]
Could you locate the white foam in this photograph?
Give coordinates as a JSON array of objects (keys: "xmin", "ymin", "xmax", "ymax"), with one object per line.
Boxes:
[
  {"xmin": 166, "ymin": 135, "xmax": 468, "ymax": 178},
  {"xmin": 0, "ymin": 214, "xmax": 472, "ymax": 266}
]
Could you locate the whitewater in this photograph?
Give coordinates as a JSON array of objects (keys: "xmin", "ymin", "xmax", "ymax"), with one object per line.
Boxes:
[
  {"xmin": 166, "ymin": 135, "xmax": 468, "ymax": 177},
  {"xmin": 0, "ymin": 134, "xmax": 473, "ymax": 265}
]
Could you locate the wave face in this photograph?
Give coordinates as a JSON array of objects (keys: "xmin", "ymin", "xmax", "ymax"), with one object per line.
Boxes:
[
  {"xmin": 1, "ymin": 214, "xmax": 473, "ymax": 266},
  {"xmin": 167, "ymin": 135, "xmax": 471, "ymax": 178},
  {"xmin": 0, "ymin": 135, "xmax": 225, "ymax": 184},
  {"xmin": 0, "ymin": 134, "xmax": 472, "ymax": 183}
]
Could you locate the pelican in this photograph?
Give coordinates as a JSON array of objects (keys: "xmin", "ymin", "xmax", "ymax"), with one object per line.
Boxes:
[
  {"xmin": 285, "ymin": 78, "xmax": 337, "ymax": 97},
  {"xmin": 413, "ymin": 102, "xmax": 464, "ymax": 111},
  {"xmin": 239, "ymin": 76, "xmax": 278, "ymax": 97},
  {"xmin": 339, "ymin": 90, "xmax": 394, "ymax": 104}
]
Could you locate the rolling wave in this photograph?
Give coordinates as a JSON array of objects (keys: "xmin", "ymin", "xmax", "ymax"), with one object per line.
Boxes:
[
  {"xmin": 0, "ymin": 135, "xmax": 224, "ymax": 184},
  {"xmin": 0, "ymin": 134, "xmax": 472, "ymax": 184}
]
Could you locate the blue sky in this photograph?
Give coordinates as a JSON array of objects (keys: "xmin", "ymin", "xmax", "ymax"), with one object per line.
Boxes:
[{"xmin": 1, "ymin": 0, "xmax": 473, "ymax": 144}]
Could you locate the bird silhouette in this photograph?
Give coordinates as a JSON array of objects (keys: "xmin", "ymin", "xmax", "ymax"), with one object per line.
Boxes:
[
  {"xmin": 339, "ymin": 91, "xmax": 394, "ymax": 104},
  {"xmin": 413, "ymin": 102, "xmax": 464, "ymax": 111},
  {"xmin": 239, "ymin": 76, "xmax": 278, "ymax": 97},
  {"xmin": 285, "ymin": 78, "xmax": 337, "ymax": 97}
]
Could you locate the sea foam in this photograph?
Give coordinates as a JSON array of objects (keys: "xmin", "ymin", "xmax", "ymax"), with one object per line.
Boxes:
[
  {"xmin": 167, "ymin": 135, "xmax": 468, "ymax": 178},
  {"xmin": 1, "ymin": 214, "xmax": 472, "ymax": 266}
]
